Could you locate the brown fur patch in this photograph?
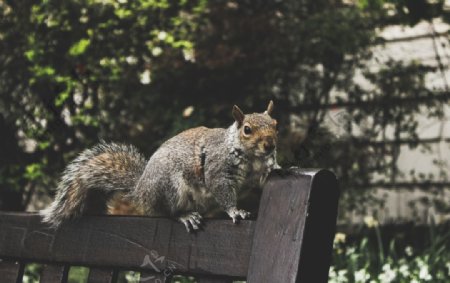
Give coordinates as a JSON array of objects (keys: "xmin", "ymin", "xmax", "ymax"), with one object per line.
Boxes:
[
  {"xmin": 194, "ymin": 160, "xmax": 203, "ymax": 178},
  {"xmin": 179, "ymin": 126, "xmax": 208, "ymax": 140},
  {"xmin": 66, "ymin": 178, "xmax": 83, "ymax": 212},
  {"xmin": 92, "ymin": 153, "xmax": 115, "ymax": 166},
  {"xmin": 108, "ymin": 193, "xmax": 143, "ymax": 215},
  {"xmin": 193, "ymin": 136, "xmax": 206, "ymax": 179},
  {"xmin": 179, "ymin": 127, "xmax": 208, "ymax": 179},
  {"xmin": 87, "ymin": 152, "xmax": 135, "ymax": 179}
]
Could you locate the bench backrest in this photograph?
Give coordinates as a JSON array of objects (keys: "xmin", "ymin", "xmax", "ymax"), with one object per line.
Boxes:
[{"xmin": 0, "ymin": 168, "xmax": 339, "ymax": 283}]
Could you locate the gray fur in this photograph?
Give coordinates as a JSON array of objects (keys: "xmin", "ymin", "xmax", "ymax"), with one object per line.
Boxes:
[
  {"xmin": 41, "ymin": 107, "xmax": 279, "ymax": 231},
  {"xmin": 132, "ymin": 123, "xmax": 277, "ymax": 220}
]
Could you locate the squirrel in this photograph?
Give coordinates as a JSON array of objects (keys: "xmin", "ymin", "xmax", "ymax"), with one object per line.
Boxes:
[{"xmin": 41, "ymin": 101, "xmax": 280, "ymax": 232}]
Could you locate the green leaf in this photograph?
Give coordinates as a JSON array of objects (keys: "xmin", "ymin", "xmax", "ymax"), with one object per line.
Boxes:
[
  {"xmin": 24, "ymin": 50, "xmax": 36, "ymax": 61},
  {"xmin": 55, "ymin": 91, "xmax": 70, "ymax": 107},
  {"xmin": 38, "ymin": 141, "xmax": 50, "ymax": 150},
  {"xmin": 31, "ymin": 65, "xmax": 56, "ymax": 77},
  {"xmin": 69, "ymin": 38, "xmax": 91, "ymax": 56},
  {"xmin": 24, "ymin": 163, "xmax": 43, "ymax": 181},
  {"xmin": 114, "ymin": 8, "xmax": 132, "ymax": 19}
]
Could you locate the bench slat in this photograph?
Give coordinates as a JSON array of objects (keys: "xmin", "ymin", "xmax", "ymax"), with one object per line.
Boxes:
[
  {"xmin": 247, "ymin": 169, "xmax": 339, "ymax": 283},
  {"xmin": 0, "ymin": 168, "xmax": 338, "ymax": 282},
  {"xmin": 40, "ymin": 264, "xmax": 69, "ymax": 283},
  {"xmin": 0, "ymin": 259, "xmax": 24, "ymax": 283},
  {"xmin": 0, "ymin": 214, "xmax": 254, "ymax": 277},
  {"xmin": 87, "ymin": 267, "xmax": 118, "ymax": 283},
  {"xmin": 296, "ymin": 169, "xmax": 339, "ymax": 282}
]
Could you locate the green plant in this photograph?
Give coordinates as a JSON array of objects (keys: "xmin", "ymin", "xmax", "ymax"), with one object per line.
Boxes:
[{"xmin": 330, "ymin": 220, "xmax": 450, "ymax": 283}]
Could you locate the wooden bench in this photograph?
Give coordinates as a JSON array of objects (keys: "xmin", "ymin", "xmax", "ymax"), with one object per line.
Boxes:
[{"xmin": 0, "ymin": 168, "xmax": 339, "ymax": 283}]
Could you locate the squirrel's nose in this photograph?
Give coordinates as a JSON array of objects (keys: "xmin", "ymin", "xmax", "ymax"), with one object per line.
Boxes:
[{"xmin": 263, "ymin": 142, "xmax": 275, "ymax": 153}]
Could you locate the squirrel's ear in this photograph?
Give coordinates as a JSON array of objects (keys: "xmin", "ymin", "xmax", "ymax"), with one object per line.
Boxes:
[
  {"xmin": 264, "ymin": 100, "xmax": 274, "ymax": 116},
  {"xmin": 232, "ymin": 105, "xmax": 245, "ymax": 127}
]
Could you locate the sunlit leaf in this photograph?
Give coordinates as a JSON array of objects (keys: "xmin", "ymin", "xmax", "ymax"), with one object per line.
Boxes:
[{"xmin": 69, "ymin": 38, "xmax": 91, "ymax": 56}]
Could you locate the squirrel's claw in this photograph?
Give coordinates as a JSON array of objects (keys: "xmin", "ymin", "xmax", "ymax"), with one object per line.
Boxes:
[
  {"xmin": 179, "ymin": 212, "xmax": 203, "ymax": 232},
  {"xmin": 227, "ymin": 207, "xmax": 251, "ymax": 224},
  {"xmin": 189, "ymin": 219, "xmax": 199, "ymax": 230},
  {"xmin": 180, "ymin": 218, "xmax": 191, "ymax": 232}
]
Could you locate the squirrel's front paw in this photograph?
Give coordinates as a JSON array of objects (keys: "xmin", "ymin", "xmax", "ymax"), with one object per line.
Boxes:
[
  {"xmin": 226, "ymin": 207, "xmax": 250, "ymax": 224},
  {"xmin": 178, "ymin": 212, "xmax": 203, "ymax": 233}
]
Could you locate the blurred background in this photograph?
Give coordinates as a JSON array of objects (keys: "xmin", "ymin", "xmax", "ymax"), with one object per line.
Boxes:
[{"xmin": 0, "ymin": 0, "xmax": 449, "ymax": 282}]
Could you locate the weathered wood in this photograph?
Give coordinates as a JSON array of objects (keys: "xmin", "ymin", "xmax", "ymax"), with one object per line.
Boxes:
[
  {"xmin": 0, "ymin": 259, "xmax": 24, "ymax": 283},
  {"xmin": 87, "ymin": 268, "xmax": 118, "ymax": 283},
  {"xmin": 0, "ymin": 168, "xmax": 339, "ymax": 282},
  {"xmin": 247, "ymin": 168, "xmax": 339, "ymax": 283},
  {"xmin": 0, "ymin": 214, "xmax": 254, "ymax": 277},
  {"xmin": 297, "ymin": 169, "xmax": 340, "ymax": 282},
  {"xmin": 40, "ymin": 264, "xmax": 69, "ymax": 283}
]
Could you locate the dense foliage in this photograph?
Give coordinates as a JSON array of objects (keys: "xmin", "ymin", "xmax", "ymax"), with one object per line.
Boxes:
[{"xmin": 0, "ymin": 0, "xmax": 449, "ymax": 217}]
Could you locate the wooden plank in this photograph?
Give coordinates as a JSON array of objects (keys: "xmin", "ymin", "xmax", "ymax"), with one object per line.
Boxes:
[
  {"xmin": 296, "ymin": 169, "xmax": 339, "ymax": 282},
  {"xmin": 40, "ymin": 264, "xmax": 69, "ymax": 283},
  {"xmin": 0, "ymin": 259, "xmax": 24, "ymax": 283},
  {"xmin": 0, "ymin": 213, "xmax": 255, "ymax": 277},
  {"xmin": 247, "ymin": 168, "xmax": 339, "ymax": 283},
  {"xmin": 87, "ymin": 268, "xmax": 118, "ymax": 283}
]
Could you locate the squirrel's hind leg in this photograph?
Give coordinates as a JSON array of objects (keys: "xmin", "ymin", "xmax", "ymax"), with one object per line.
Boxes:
[
  {"xmin": 84, "ymin": 190, "xmax": 112, "ymax": 215},
  {"xmin": 178, "ymin": 212, "xmax": 203, "ymax": 232}
]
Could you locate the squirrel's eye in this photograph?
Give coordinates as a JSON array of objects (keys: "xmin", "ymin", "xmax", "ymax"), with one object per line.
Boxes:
[{"xmin": 244, "ymin": 126, "xmax": 252, "ymax": 135}]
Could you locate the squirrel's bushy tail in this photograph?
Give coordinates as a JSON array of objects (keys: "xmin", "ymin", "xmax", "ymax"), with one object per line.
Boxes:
[{"xmin": 40, "ymin": 142, "xmax": 146, "ymax": 227}]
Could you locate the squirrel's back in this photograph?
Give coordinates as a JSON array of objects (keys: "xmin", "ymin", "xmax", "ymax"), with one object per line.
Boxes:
[
  {"xmin": 41, "ymin": 101, "xmax": 279, "ymax": 232},
  {"xmin": 132, "ymin": 126, "xmax": 229, "ymax": 215},
  {"xmin": 40, "ymin": 142, "xmax": 146, "ymax": 227}
]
